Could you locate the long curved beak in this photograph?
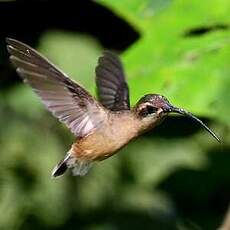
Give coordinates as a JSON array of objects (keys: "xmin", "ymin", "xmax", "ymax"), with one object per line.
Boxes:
[{"xmin": 164, "ymin": 104, "xmax": 221, "ymax": 143}]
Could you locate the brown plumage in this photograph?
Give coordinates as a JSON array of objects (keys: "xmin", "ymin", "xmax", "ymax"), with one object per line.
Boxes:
[{"xmin": 6, "ymin": 38, "xmax": 220, "ymax": 177}]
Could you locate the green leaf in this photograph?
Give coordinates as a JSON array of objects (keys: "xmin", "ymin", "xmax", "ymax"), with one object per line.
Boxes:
[{"xmin": 98, "ymin": 0, "xmax": 230, "ymax": 126}]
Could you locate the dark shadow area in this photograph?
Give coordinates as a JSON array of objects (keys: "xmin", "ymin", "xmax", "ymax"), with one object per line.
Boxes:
[
  {"xmin": 184, "ymin": 24, "xmax": 230, "ymax": 37},
  {"xmin": 148, "ymin": 116, "xmax": 213, "ymax": 139},
  {"xmin": 157, "ymin": 147, "xmax": 230, "ymax": 229},
  {"xmin": 0, "ymin": 0, "xmax": 139, "ymax": 90}
]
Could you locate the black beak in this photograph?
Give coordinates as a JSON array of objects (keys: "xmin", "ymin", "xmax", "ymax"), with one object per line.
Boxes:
[{"xmin": 164, "ymin": 104, "xmax": 221, "ymax": 143}]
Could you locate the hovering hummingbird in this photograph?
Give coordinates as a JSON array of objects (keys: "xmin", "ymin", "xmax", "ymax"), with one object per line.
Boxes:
[{"xmin": 6, "ymin": 38, "xmax": 220, "ymax": 177}]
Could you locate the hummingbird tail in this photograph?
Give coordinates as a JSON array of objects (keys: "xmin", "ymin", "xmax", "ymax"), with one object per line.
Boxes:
[
  {"xmin": 51, "ymin": 154, "xmax": 69, "ymax": 178},
  {"xmin": 51, "ymin": 152, "xmax": 93, "ymax": 178}
]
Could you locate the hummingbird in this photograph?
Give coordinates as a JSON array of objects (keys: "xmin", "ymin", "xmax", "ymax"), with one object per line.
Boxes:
[{"xmin": 6, "ymin": 38, "xmax": 220, "ymax": 178}]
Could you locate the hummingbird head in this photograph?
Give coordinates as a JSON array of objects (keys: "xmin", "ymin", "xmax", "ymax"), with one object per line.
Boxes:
[{"xmin": 134, "ymin": 94, "xmax": 220, "ymax": 142}]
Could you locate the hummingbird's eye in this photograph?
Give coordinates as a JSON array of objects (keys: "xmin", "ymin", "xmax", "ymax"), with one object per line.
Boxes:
[
  {"xmin": 146, "ymin": 105, "xmax": 158, "ymax": 114},
  {"xmin": 139, "ymin": 105, "xmax": 158, "ymax": 117}
]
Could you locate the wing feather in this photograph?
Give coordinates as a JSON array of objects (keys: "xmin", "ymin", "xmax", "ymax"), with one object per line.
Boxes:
[
  {"xmin": 6, "ymin": 38, "xmax": 106, "ymax": 138},
  {"xmin": 96, "ymin": 51, "xmax": 130, "ymax": 111}
]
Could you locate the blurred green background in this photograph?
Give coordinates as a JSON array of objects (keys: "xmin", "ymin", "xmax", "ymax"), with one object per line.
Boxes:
[{"xmin": 0, "ymin": 0, "xmax": 230, "ymax": 229}]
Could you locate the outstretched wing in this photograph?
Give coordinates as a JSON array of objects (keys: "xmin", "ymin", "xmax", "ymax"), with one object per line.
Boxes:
[
  {"xmin": 96, "ymin": 51, "xmax": 130, "ymax": 111},
  {"xmin": 6, "ymin": 38, "xmax": 106, "ymax": 138}
]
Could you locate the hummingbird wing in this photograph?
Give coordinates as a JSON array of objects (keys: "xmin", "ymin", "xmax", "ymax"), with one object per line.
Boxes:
[
  {"xmin": 96, "ymin": 51, "xmax": 130, "ymax": 111},
  {"xmin": 6, "ymin": 38, "xmax": 106, "ymax": 138}
]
